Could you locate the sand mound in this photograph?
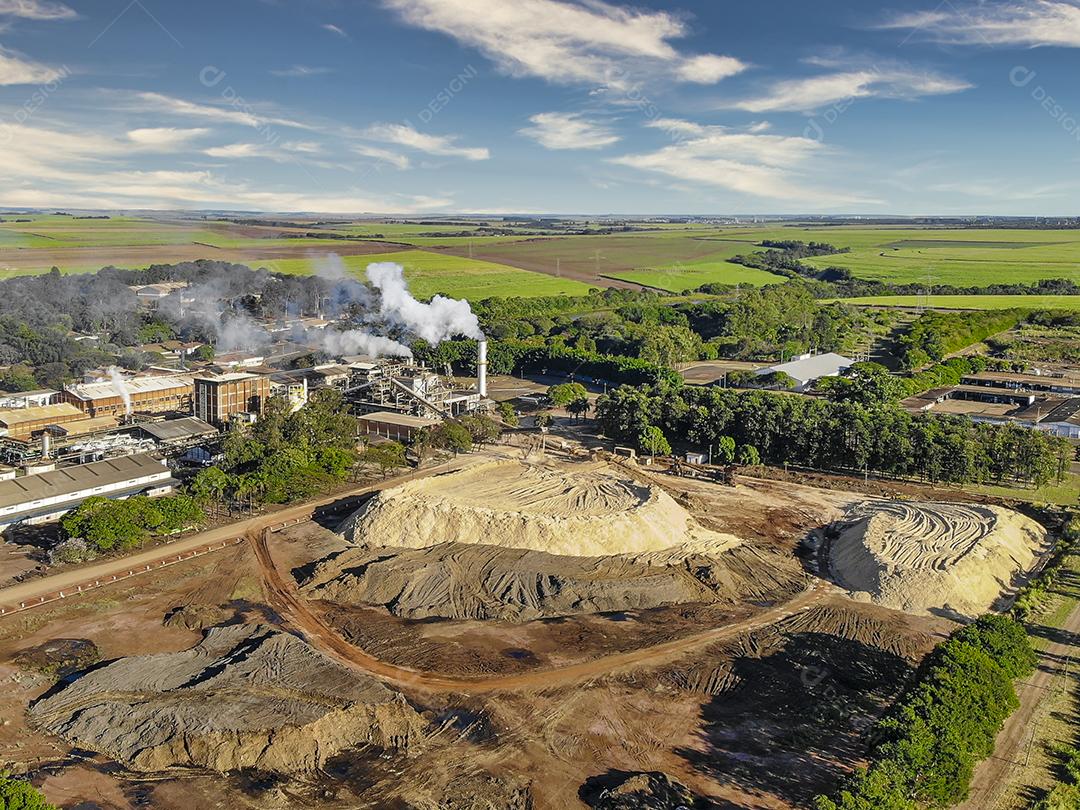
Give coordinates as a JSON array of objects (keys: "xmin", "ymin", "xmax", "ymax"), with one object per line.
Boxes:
[
  {"xmin": 341, "ymin": 460, "xmax": 740, "ymax": 557},
  {"xmin": 300, "ymin": 542, "xmax": 806, "ymax": 621},
  {"xmin": 828, "ymin": 501, "xmax": 1047, "ymax": 617},
  {"xmin": 29, "ymin": 624, "xmax": 425, "ymax": 774}
]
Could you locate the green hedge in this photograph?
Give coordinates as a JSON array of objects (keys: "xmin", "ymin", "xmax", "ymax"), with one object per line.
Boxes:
[{"xmin": 816, "ymin": 614, "xmax": 1036, "ymax": 810}]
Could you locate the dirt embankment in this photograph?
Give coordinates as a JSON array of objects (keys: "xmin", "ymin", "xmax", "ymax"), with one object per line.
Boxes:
[
  {"xmin": 340, "ymin": 460, "xmax": 741, "ymax": 557},
  {"xmin": 300, "ymin": 542, "xmax": 806, "ymax": 622},
  {"xmin": 29, "ymin": 623, "xmax": 425, "ymax": 774},
  {"xmin": 827, "ymin": 501, "xmax": 1048, "ymax": 617}
]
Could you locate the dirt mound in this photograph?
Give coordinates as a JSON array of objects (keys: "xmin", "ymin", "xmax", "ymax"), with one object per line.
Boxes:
[
  {"xmin": 300, "ymin": 542, "xmax": 806, "ymax": 621},
  {"xmin": 162, "ymin": 604, "xmax": 231, "ymax": 630},
  {"xmin": 581, "ymin": 771, "xmax": 705, "ymax": 809},
  {"xmin": 828, "ymin": 501, "xmax": 1047, "ymax": 617},
  {"xmin": 29, "ymin": 624, "xmax": 425, "ymax": 774},
  {"xmin": 13, "ymin": 639, "xmax": 100, "ymax": 679},
  {"xmin": 340, "ymin": 460, "xmax": 741, "ymax": 557}
]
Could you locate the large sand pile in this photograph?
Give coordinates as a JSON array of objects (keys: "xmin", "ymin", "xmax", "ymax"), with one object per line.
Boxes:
[
  {"xmin": 300, "ymin": 543, "xmax": 806, "ymax": 621},
  {"xmin": 828, "ymin": 501, "xmax": 1047, "ymax": 617},
  {"xmin": 30, "ymin": 624, "xmax": 425, "ymax": 773},
  {"xmin": 341, "ymin": 460, "xmax": 741, "ymax": 556}
]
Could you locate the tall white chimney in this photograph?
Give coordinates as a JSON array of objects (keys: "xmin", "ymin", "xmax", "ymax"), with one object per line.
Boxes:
[{"xmin": 477, "ymin": 339, "xmax": 488, "ymax": 398}]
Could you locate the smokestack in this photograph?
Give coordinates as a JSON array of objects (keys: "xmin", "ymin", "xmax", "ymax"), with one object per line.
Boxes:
[
  {"xmin": 40, "ymin": 432, "xmax": 51, "ymax": 460},
  {"xmin": 477, "ymin": 339, "xmax": 488, "ymax": 398}
]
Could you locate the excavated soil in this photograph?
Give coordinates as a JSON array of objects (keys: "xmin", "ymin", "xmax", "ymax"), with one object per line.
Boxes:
[
  {"xmin": 300, "ymin": 542, "xmax": 806, "ymax": 622},
  {"xmin": 340, "ymin": 460, "xmax": 741, "ymax": 557},
  {"xmin": 827, "ymin": 501, "xmax": 1048, "ymax": 617},
  {"xmin": 29, "ymin": 623, "xmax": 425, "ymax": 774}
]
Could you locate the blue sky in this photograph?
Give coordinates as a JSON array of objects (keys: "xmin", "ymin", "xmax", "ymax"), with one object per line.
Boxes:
[{"xmin": 1, "ymin": 0, "xmax": 1079, "ymax": 215}]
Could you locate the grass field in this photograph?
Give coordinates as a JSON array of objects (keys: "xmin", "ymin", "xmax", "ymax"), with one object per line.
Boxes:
[
  {"xmin": 830, "ymin": 295, "xmax": 1080, "ymax": 311},
  {"xmin": 1, "ymin": 215, "xmax": 1079, "ymax": 298},
  {"xmin": 265, "ymin": 250, "xmax": 594, "ymax": 299}
]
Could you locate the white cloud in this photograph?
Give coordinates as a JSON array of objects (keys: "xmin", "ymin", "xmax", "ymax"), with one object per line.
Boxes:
[
  {"xmin": 322, "ymin": 23, "xmax": 347, "ymax": 37},
  {"xmin": 0, "ymin": 0, "xmax": 75, "ymax": 20},
  {"xmin": 126, "ymin": 127, "xmax": 209, "ymax": 149},
  {"xmin": 270, "ymin": 64, "xmax": 334, "ymax": 78},
  {"xmin": 729, "ymin": 66, "xmax": 971, "ymax": 113},
  {"xmin": 612, "ymin": 119, "xmax": 876, "ymax": 205},
  {"xmin": 519, "ymin": 112, "xmax": 619, "ymax": 150},
  {"xmin": 362, "ymin": 122, "xmax": 489, "ymax": 160},
  {"xmin": 0, "ymin": 122, "xmax": 452, "ymax": 213},
  {"xmin": 204, "ymin": 143, "xmax": 280, "ymax": 160},
  {"xmin": 280, "ymin": 140, "xmax": 321, "ymax": 154},
  {"xmin": 0, "ymin": 45, "xmax": 65, "ymax": 84},
  {"xmin": 130, "ymin": 91, "xmax": 314, "ymax": 130},
  {"xmin": 351, "ymin": 143, "xmax": 411, "ymax": 169},
  {"xmin": 881, "ymin": 1, "xmax": 1080, "ymax": 48},
  {"xmin": 381, "ymin": 0, "xmax": 745, "ymax": 87},
  {"xmin": 676, "ymin": 54, "xmax": 746, "ymax": 84}
]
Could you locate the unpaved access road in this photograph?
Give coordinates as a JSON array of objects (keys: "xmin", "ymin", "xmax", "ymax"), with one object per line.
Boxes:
[
  {"xmin": 0, "ymin": 457, "xmax": 480, "ymax": 614},
  {"xmin": 249, "ymin": 527, "xmax": 834, "ymax": 694},
  {"xmin": 956, "ymin": 597, "xmax": 1080, "ymax": 809}
]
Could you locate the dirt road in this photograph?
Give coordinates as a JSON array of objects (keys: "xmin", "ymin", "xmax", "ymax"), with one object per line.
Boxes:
[
  {"xmin": 249, "ymin": 528, "xmax": 832, "ymax": 694},
  {"xmin": 956, "ymin": 599, "xmax": 1080, "ymax": 809},
  {"xmin": 0, "ymin": 458, "xmax": 475, "ymax": 614}
]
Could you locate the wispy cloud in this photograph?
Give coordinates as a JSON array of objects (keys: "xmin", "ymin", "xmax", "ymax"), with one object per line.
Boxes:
[
  {"xmin": 361, "ymin": 122, "xmax": 489, "ymax": 160},
  {"xmin": 729, "ymin": 62, "xmax": 971, "ymax": 113},
  {"xmin": 519, "ymin": 111, "xmax": 620, "ymax": 150},
  {"xmin": 269, "ymin": 64, "xmax": 334, "ymax": 78},
  {"xmin": 351, "ymin": 142, "xmax": 411, "ymax": 169},
  {"xmin": 127, "ymin": 91, "xmax": 314, "ymax": 130},
  {"xmin": 381, "ymin": 0, "xmax": 746, "ymax": 88},
  {"xmin": 611, "ymin": 118, "xmax": 877, "ymax": 205},
  {"xmin": 0, "ymin": 0, "xmax": 75, "ymax": 20},
  {"xmin": 0, "ymin": 121, "xmax": 452, "ymax": 213},
  {"xmin": 127, "ymin": 127, "xmax": 209, "ymax": 150},
  {"xmin": 322, "ymin": 22, "xmax": 347, "ymax": 38},
  {"xmin": 880, "ymin": 1, "xmax": 1080, "ymax": 48},
  {"xmin": 0, "ymin": 44, "xmax": 65, "ymax": 84}
]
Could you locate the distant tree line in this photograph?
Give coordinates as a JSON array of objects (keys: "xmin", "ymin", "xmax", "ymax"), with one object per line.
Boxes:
[
  {"xmin": 595, "ymin": 384, "xmax": 1071, "ymax": 487},
  {"xmin": 896, "ymin": 309, "xmax": 1029, "ymax": 369}
]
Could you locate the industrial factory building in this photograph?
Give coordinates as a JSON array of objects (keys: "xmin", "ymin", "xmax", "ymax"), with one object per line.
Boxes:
[
  {"xmin": 357, "ymin": 411, "xmax": 440, "ymax": 442},
  {"xmin": 343, "ymin": 340, "xmax": 488, "ymax": 420},
  {"xmin": 0, "ymin": 453, "xmax": 176, "ymax": 528},
  {"xmin": 193, "ymin": 372, "xmax": 271, "ymax": 428},
  {"xmin": 59, "ymin": 375, "xmax": 195, "ymax": 418},
  {"xmin": 0, "ymin": 403, "xmax": 90, "ymax": 441}
]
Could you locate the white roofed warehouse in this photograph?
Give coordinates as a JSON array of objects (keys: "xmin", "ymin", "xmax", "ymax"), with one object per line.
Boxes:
[{"xmin": 754, "ymin": 353, "xmax": 854, "ymax": 392}]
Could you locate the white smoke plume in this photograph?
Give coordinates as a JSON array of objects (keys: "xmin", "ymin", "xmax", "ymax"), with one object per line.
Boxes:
[
  {"xmin": 366, "ymin": 262, "xmax": 483, "ymax": 344},
  {"xmin": 314, "ymin": 254, "xmax": 371, "ymax": 315},
  {"xmin": 108, "ymin": 366, "xmax": 133, "ymax": 415},
  {"xmin": 321, "ymin": 329, "xmax": 413, "ymax": 359}
]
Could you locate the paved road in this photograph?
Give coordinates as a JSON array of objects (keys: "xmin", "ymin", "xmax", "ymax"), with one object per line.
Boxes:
[{"xmin": 956, "ymin": 599, "xmax": 1080, "ymax": 809}]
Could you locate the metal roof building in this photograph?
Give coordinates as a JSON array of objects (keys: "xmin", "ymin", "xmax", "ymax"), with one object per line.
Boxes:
[{"xmin": 755, "ymin": 353, "xmax": 854, "ymax": 391}]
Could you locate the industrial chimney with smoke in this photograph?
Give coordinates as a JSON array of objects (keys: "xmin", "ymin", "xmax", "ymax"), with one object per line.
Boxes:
[{"xmin": 477, "ymin": 339, "xmax": 488, "ymax": 398}]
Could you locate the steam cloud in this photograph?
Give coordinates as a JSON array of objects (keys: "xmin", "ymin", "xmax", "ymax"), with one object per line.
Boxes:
[
  {"xmin": 366, "ymin": 262, "xmax": 483, "ymax": 345},
  {"xmin": 321, "ymin": 329, "xmax": 413, "ymax": 359},
  {"xmin": 108, "ymin": 366, "xmax": 133, "ymax": 415}
]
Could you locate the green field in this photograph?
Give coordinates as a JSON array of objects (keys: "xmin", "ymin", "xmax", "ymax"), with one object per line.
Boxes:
[
  {"xmin": 265, "ymin": 250, "xmax": 594, "ymax": 300},
  {"xmin": 2, "ymin": 215, "xmax": 1080, "ymax": 299},
  {"xmin": 831, "ymin": 295, "xmax": 1080, "ymax": 311},
  {"xmin": 610, "ymin": 257, "xmax": 782, "ymax": 291}
]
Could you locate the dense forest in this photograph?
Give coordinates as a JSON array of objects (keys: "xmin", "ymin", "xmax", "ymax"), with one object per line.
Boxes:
[{"xmin": 595, "ymin": 383, "xmax": 1071, "ymax": 487}]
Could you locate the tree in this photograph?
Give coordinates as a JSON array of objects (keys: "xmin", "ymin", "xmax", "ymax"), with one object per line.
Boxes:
[
  {"xmin": 0, "ymin": 775, "xmax": 58, "ymax": 810},
  {"xmin": 189, "ymin": 466, "xmax": 231, "ymax": 506},
  {"xmin": 459, "ymin": 415, "xmax": 501, "ymax": 446},
  {"xmin": 638, "ymin": 425, "xmax": 670, "ymax": 459},
  {"xmin": 431, "ymin": 422, "xmax": 473, "ymax": 455},
  {"xmin": 737, "ymin": 444, "xmax": 761, "ymax": 466},
  {"xmin": 536, "ymin": 412, "xmax": 553, "ymax": 428},
  {"xmin": 567, "ymin": 397, "xmax": 590, "ymax": 422},
  {"xmin": 497, "ymin": 401, "xmax": 519, "ymax": 427},
  {"xmin": 362, "ymin": 442, "xmax": 406, "ymax": 477},
  {"xmin": 547, "ymin": 382, "xmax": 589, "ymax": 408},
  {"xmin": 715, "ymin": 435, "xmax": 736, "ymax": 463}
]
